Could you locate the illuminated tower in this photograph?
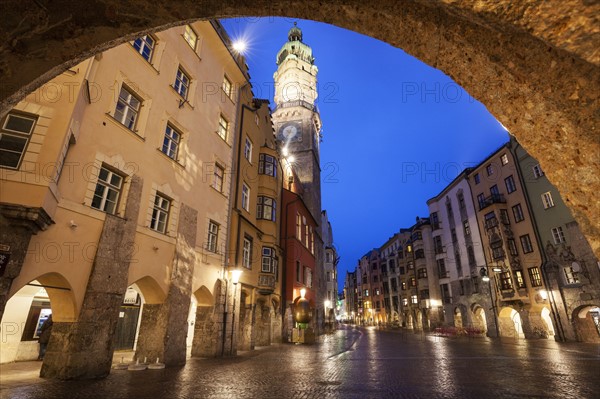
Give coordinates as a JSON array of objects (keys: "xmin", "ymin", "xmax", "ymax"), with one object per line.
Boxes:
[{"xmin": 273, "ymin": 22, "xmax": 322, "ymax": 220}]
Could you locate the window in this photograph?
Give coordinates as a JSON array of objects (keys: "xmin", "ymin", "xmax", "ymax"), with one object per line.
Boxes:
[
  {"xmin": 213, "ymin": 164, "xmax": 224, "ymax": 192},
  {"xmin": 505, "ymin": 175, "xmax": 517, "ymax": 193},
  {"xmin": 508, "ymin": 239, "xmax": 519, "ymax": 256},
  {"xmin": 500, "ymin": 209, "xmax": 510, "ymax": 225},
  {"xmin": 257, "ymin": 196, "xmax": 276, "ymax": 221},
  {"xmin": 414, "ymin": 249, "xmax": 425, "ymax": 259},
  {"xmin": 241, "ymin": 183, "xmax": 250, "ymax": 211},
  {"xmin": 407, "ymin": 261, "xmax": 414, "ymax": 270},
  {"xmin": 244, "ymin": 138, "xmax": 252, "ymax": 161},
  {"xmin": 437, "ymin": 259, "xmax": 448, "ymax": 278},
  {"xmin": 501, "ymin": 153, "xmax": 509, "ymax": 165},
  {"xmin": 551, "ymin": 226, "xmax": 566, "ymax": 244},
  {"xmin": 499, "ymin": 271, "xmax": 513, "ymax": 290},
  {"xmin": 217, "ymin": 115, "xmax": 229, "ymax": 141},
  {"xmin": 434, "ymin": 236, "xmax": 443, "ymax": 254},
  {"xmin": 472, "ymin": 276, "xmax": 479, "ymax": 294},
  {"xmin": 173, "ymin": 67, "xmax": 191, "ymax": 99},
  {"xmin": 486, "ymin": 164, "xmax": 494, "ymax": 176},
  {"xmin": 222, "ymin": 76, "xmax": 232, "ymax": 98},
  {"xmin": 467, "ymin": 246, "xmax": 476, "ymax": 266},
  {"xmin": 533, "ymin": 163, "xmax": 544, "ymax": 178},
  {"xmin": 296, "ymin": 213, "xmax": 302, "ymax": 239},
  {"xmin": 207, "ymin": 221, "xmax": 219, "ymax": 253},
  {"xmin": 402, "ymin": 297, "xmax": 409, "ymax": 306},
  {"xmin": 150, "ymin": 193, "xmax": 170, "ymax": 233},
  {"xmin": 420, "ymin": 289, "xmax": 430, "ymax": 299},
  {"xmin": 490, "ymin": 185, "xmax": 500, "ymax": 196},
  {"xmin": 411, "ymin": 295, "xmax": 418, "ymax": 304},
  {"xmin": 541, "ymin": 192, "xmax": 555, "ymax": 209},
  {"xmin": 458, "ymin": 193, "xmax": 465, "ymax": 209},
  {"xmin": 400, "ymin": 280, "xmax": 407, "ymax": 290},
  {"xmin": 261, "ymin": 247, "xmax": 277, "ymax": 274},
  {"xmin": 564, "ymin": 264, "xmax": 580, "ymax": 284},
  {"xmin": 451, "ymin": 228, "xmax": 457, "ymax": 243},
  {"xmin": 162, "ymin": 124, "xmax": 181, "ymax": 160},
  {"xmin": 431, "ymin": 212, "xmax": 440, "ymax": 230},
  {"xmin": 463, "ymin": 220, "xmax": 471, "ymax": 236},
  {"xmin": 410, "ymin": 277, "xmax": 416, "ymax": 287},
  {"xmin": 296, "ymin": 261, "xmax": 301, "ymax": 282},
  {"xmin": 183, "ymin": 25, "xmax": 198, "ymax": 50},
  {"xmin": 242, "ymin": 237, "xmax": 252, "ymax": 269},
  {"xmin": 304, "ymin": 266, "xmax": 312, "ymax": 288},
  {"xmin": 0, "ymin": 113, "xmax": 36, "ymax": 168},
  {"xmin": 309, "ymin": 226, "xmax": 315, "ymax": 254},
  {"xmin": 114, "ymin": 86, "xmax": 141, "ymax": 130},
  {"xmin": 520, "ymin": 234, "xmax": 534, "ymax": 254},
  {"xmin": 492, "ymin": 246, "xmax": 505, "ymax": 260},
  {"xmin": 132, "ymin": 35, "xmax": 155, "ymax": 62},
  {"xmin": 417, "ymin": 268, "xmax": 427, "ymax": 279},
  {"xmin": 477, "ymin": 193, "xmax": 485, "ymax": 209},
  {"xmin": 91, "ymin": 166, "xmax": 123, "ymax": 214},
  {"xmin": 259, "ymin": 154, "xmax": 277, "ymax": 177},
  {"xmin": 512, "ymin": 204, "xmax": 525, "ymax": 223},
  {"xmin": 474, "ymin": 173, "xmax": 480, "ymax": 184},
  {"xmin": 514, "ymin": 270, "xmax": 526, "ymax": 289},
  {"xmin": 528, "ymin": 267, "xmax": 542, "ymax": 287},
  {"xmin": 459, "ymin": 280, "xmax": 465, "ymax": 296}
]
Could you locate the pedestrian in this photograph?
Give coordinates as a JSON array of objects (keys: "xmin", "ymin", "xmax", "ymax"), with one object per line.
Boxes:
[{"xmin": 38, "ymin": 314, "xmax": 53, "ymax": 360}]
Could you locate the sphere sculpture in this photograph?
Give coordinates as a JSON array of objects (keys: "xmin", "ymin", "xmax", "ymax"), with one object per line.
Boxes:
[{"xmin": 294, "ymin": 297, "xmax": 312, "ymax": 323}]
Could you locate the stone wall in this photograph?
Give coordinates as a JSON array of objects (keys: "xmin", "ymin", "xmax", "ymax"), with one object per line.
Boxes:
[
  {"xmin": 0, "ymin": 207, "xmax": 53, "ymax": 322},
  {"xmin": 40, "ymin": 175, "xmax": 143, "ymax": 380},
  {"xmin": 135, "ymin": 203, "xmax": 197, "ymax": 366}
]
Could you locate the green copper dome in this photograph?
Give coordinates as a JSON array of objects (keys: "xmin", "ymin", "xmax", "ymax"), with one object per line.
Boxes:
[{"xmin": 276, "ymin": 22, "xmax": 315, "ymax": 65}]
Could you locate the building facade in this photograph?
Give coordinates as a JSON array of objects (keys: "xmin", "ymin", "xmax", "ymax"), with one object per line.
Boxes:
[
  {"xmin": 0, "ymin": 21, "xmax": 255, "ymax": 375},
  {"xmin": 228, "ymin": 89, "xmax": 283, "ymax": 351},
  {"xmin": 427, "ymin": 171, "xmax": 497, "ymax": 336},
  {"xmin": 511, "ymin": 137, "xmax": 600, "ymax": 342},
  {"xmin": 467, "ymin": 144, "xmax": 554, "ymax": 339}
]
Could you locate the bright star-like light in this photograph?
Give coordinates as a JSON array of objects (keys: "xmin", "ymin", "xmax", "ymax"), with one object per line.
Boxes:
[{"xmin": 232, "ymin": 40, "xmax": 247, "ymax": 54}]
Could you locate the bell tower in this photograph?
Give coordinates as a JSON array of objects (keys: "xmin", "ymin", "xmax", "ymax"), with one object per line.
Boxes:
[{"xmin": 273, "ymin": 22, "xmax": 323, "ymax": 220}]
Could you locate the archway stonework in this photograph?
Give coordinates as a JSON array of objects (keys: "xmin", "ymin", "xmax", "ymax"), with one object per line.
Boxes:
[{"xmin": 1, "ymin": 1, "xmax": 599, "ymax": 255}]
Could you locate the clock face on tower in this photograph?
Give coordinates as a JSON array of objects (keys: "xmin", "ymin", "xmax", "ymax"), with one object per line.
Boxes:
[{"xmin": 278, "ymin": 121, "xmax": 302, "ymax": 142}]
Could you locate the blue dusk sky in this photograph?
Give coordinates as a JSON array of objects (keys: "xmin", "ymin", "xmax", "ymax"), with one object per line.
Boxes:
[{"xmin": 221, "ymin": 17, "xmax": 509, "ymax": 293}]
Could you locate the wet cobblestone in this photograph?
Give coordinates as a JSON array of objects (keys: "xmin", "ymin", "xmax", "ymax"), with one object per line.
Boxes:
[{"xmin": 1, "ymin": 325, "xmax": 599, "ymax": 399}]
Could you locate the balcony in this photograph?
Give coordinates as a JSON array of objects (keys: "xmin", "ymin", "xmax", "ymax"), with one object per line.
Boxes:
[
  {"xmin": 257, "ymin": 274, "xmax": 276, "ymax": 295},
  {"xmin": 479, "ymin": 194, "xmax": 506, "ymax": 211}
]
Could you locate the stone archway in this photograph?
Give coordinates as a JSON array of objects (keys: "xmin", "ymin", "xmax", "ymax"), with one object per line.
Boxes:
[
  {"xmin": 0, "ymin": 273, "xmax": 76, "ymax": 363},
  {"xmin": 471, "ymin": 304, "xmax": 488, "ymax": 335},
  {"xmin": 498, "ymin": 307, "xmax": 525, "ymax": 339},
  {"xmin": 572, "ymin": 305, "xmax": 600, "ymax": 343},
  {"xmin": 1, "ymin": 2, "xmax": 599, "ymax": 255}
]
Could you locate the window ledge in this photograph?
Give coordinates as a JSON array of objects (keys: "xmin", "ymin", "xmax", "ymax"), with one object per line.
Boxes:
[
  {"xmin": 156, "ymin": 148, "xmax": 185, "ymax": 169},
  {"xmin": 180, "ymin": 34, "xmax": 202, "ymax": 61},
  {"xmin": 127, "ymin": 45, "xmax": 160, "ymax": 75},
  {"xmin": 210, "ymin": 185, "xmax": 228, "ymax": 199},
  {"xmin": 169, "ymin": 86, "xmax": 194, "ymax": 110},
  {"xmin": 104, "ymin": 113, "xmax": 145, "ymax": 141}
]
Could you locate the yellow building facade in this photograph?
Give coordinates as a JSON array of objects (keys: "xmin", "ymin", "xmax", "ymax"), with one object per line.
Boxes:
[{"xmin": 0, "ymin": 21, "xmax": 253, "ymax": 378}]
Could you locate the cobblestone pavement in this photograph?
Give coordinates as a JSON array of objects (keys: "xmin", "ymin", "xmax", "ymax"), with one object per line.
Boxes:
[{"xmin": 1, "ymin": 325, "xmax": 599, "ymax": 399}]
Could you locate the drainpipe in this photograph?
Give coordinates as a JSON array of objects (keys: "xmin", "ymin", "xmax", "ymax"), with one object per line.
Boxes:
[{"xmin": 510, "ymin": 139, "xmax": 566, "ymax": 341}]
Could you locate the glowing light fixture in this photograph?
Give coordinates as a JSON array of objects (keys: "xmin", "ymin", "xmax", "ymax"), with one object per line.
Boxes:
[
  {"xmin": 324, "ymin": 300, "xmax": 331, "ymax": 309},
  {"xmin": 300, "ymin": 288, "xmax": 306, "ymax": 299},
  {"xmin": 230, "ymin": 269, "xmax": 243, "ymax": 285},
  {"xmin": 287, "ymin": 155, "xmax": 296, "ymax": 163},
  {"xmin": 539, "ymin": 289, "xmax": 548, "ymax": 300},
  {"xmin": 482, "ymin": 275, "xmax": 490, "ymax": 282},
  {"xmin": 282, "ymin": 147, "xmax": 289, "ymax": 157}
]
